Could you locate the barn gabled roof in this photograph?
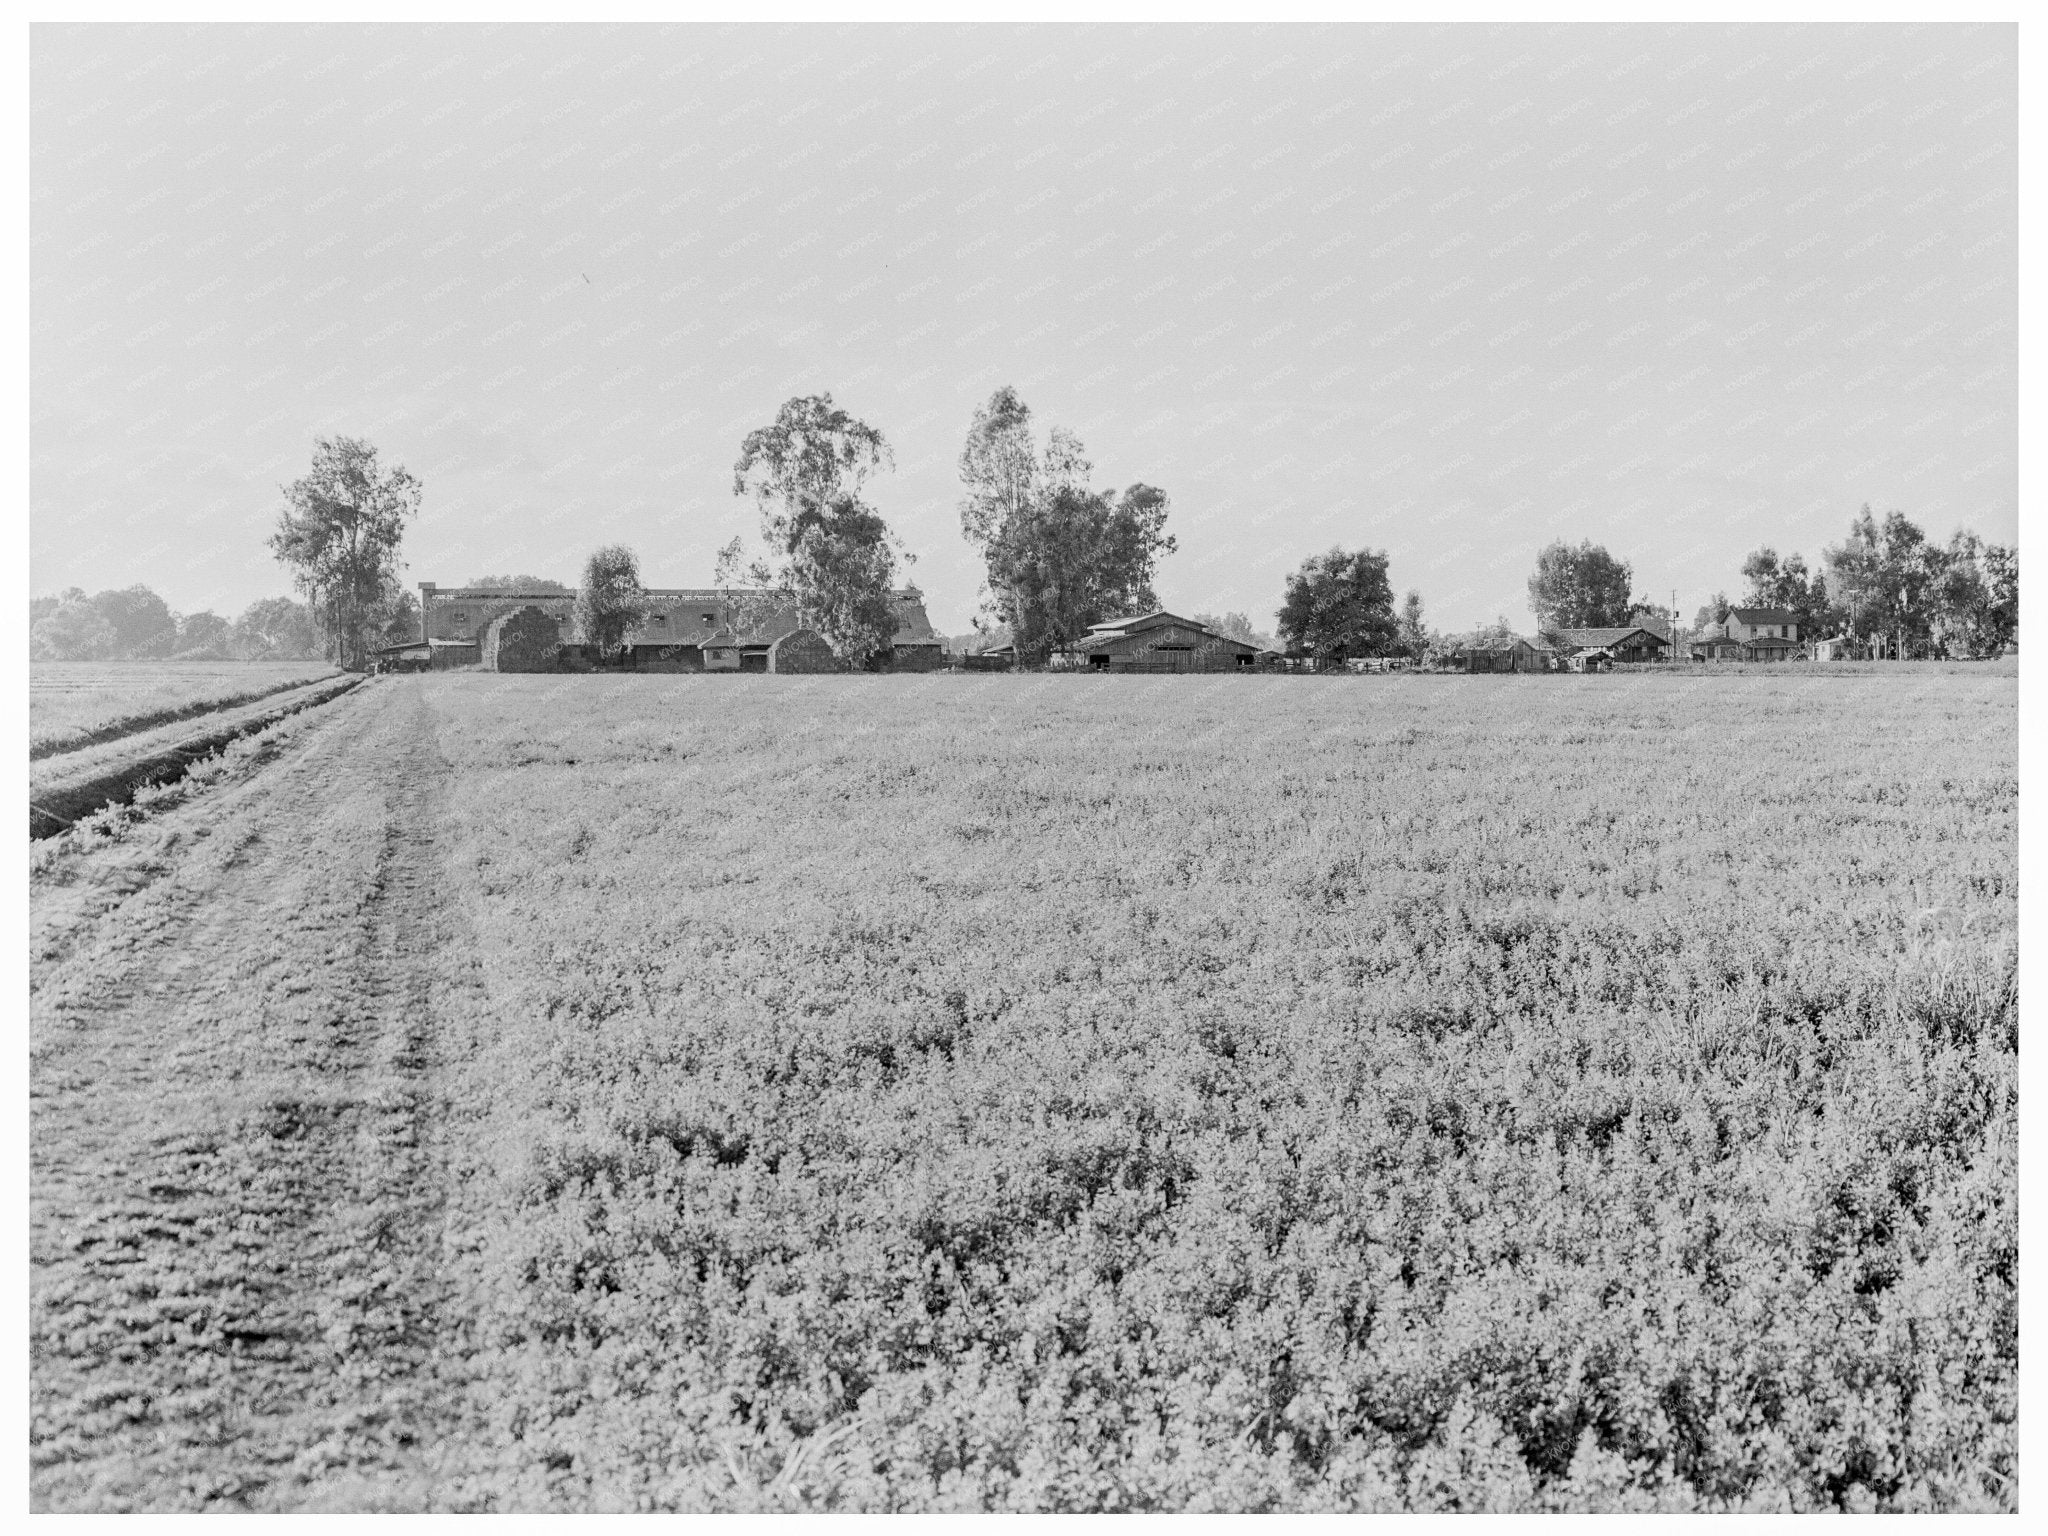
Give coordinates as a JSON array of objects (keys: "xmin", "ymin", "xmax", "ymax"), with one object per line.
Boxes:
[
  {"xmin": 1084, "ymin": 610, "xmax": 1186, "ymax": 633},
  {"xmin": 642, "ymin": 589, "xmax": 936, "ymax": 650},
  {"xmin": 1065, "ymin": 614, "xmax": 1258, "ymax": 654},
  {"xmin": 1078, "ymin": 610, "xmax": 1255, "ymax": 645}
]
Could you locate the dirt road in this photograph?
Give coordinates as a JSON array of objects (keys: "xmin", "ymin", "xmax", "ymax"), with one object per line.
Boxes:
[{"xmin": 30, "ymin": 679, "xmax": 494, "ymax": 1511}]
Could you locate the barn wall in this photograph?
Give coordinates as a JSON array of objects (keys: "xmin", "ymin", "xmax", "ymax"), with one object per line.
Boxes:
[
  {"xmin": 483, "ymin": 606, "xmax": 563, "ymax": 672},
  {"xmin": 769, "ymin": 629, "xmax": 843, "ymax": 673},
  {"xmin": 1086, "ymin": 625, "xmax": 1256, "ymax": 671},
  {"xmin": 633, "ymin": 645, "xmax": 704, "ymax": 672}
]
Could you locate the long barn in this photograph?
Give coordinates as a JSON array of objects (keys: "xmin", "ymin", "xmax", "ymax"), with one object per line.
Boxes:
[{"xmin": 417, "ymin": 583, "xmax": 944, "ymax": 671}]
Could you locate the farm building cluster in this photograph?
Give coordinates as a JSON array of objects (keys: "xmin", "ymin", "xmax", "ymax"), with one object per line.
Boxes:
[
  {"xmin": 1450, "ymin": 608, "xmax": 1818, "ymax": 672},
  {"xmin": 378, "ymin": 583, "xmax": 945, "ymax": 673},
  {"xmin": 374, "ymin": 587, "xmax": 1840, "ymax": 677}
]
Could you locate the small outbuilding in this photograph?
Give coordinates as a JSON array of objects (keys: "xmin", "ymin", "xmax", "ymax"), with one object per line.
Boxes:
[
  {"xmin": 1456, "ymin": 638, "xmax": 1552, "ymax": 673},
  {"xmin": 369, "ymin": 642, "xmax": 433, "ymax": 674}
]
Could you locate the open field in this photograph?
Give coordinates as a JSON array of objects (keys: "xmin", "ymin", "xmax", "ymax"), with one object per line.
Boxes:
[
  {"xmin": 29, "ymin": 675, "xmax": 364, "ymax": 839},
  {"xmin": 29, "ymin": 669, "xmax": 2015, "ymax": 1511},
  {"xmin": 30, "ymin": 660, "xmax": 339, "ymax": 759}
]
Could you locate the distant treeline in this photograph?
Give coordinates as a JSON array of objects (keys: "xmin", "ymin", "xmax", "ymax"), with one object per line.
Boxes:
[{"xmin": 29, "ymin": 585, "xmax": 416, "ymax": 663}]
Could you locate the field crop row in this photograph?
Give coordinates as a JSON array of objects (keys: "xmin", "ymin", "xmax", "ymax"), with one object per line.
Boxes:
[
  {"xmin": 406, "ymin": 669, "xmax": 2013, "ymax": 1511},
  {"xmin": 29, "ymin": 660, "xmax": 338, "ymax": 758}
]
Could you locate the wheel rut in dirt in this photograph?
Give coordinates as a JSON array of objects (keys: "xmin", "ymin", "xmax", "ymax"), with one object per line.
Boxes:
[{"xmin": 30, "ymin": 678, "xmax": 493, "ymax": 1512}]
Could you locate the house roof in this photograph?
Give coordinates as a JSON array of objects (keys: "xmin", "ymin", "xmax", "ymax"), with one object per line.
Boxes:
[
  {"xmin": 1728, "ymin": 606, "xmax": 1800, "ymax": 624},
  {"xmin": 642, "ymin": 589, "xmax": 936, "ymax": 650},
  {"xmin": 1551, "ymin": 626, "xmax": 1667, "ymax": 651},
  {"xmin": 1453, "ymin": 642, "xmax": 1521, "ymax": 655}
]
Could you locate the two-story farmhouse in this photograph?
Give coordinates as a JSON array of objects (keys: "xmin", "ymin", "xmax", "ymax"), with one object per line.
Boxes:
[
  {"xmin": 417, "ymin": 583, "xmax": 943, "ymax": 671},
  {"xmin": 1688, "ymin": 606, "xmax": 1803, "ymax": 662},
  {"xmin": 1723, "ymin": 607, "xmax": 1801, "ymax": 643}
]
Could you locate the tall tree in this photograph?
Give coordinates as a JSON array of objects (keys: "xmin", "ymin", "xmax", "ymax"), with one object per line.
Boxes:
[
  {"xmin": 1462, "ymin": 616, "xmax": 1526, "ymax": 650},
  {"xmin": 1740, "ymin": 548, "xmax": 1790, "ymax": 608},
  {"xmin": 958, "ymin": 386, "xmax": 1039, "ymax": 555},
  {"xmin": 1982, "ymin": 542, "xmax": 2018, "ymax": 653},
  {"xmin": 957, "ymin": 386, "xmax": 1176, "ymax": 666},
  {"xmin": 1825, "ymin": 506, "xmax": 1938, "ymax": 659},
  {"xmin": 373, "ymin": 583, "xmax": 420, "ymax": 648},
  {"xmin": 86, "ymin": 586, "xmax": 179, "ymax": 657},
  {"xmin": 1738, "ymin": 546, "xmax": 1835, "ymax": 636},
  {"xmin": 1694, "ymin": 592, "xmax": 1733, "ymax": 631},
  {"xmin": 783, "ymin": 496, "xmax": 901, "ymax": 663},
  {"xmin": 1927, "ymin": 529, "xmax": 2018, "ymax": 658},
  {"xmin": 269, "ymin": 436, "xmax": 421, "ymax": 671},
  {"xmin": 1193, "ymin": 611, "xmax": 1280, "ymax": 651},
  {"xmin": 1929, "ymin": 531, "xmax": 1990, "ymax": 658},
  {"xmin": 1527, "ymin": 539, "xmax": 1634, "ymax": 633},
  {"xmin": 234, "ymin": 596, "xmax": 323, "ymax": 659},
  {"xmin": 573, "ymin": 545, "xmax": 647, "ymax": 662},
  {"xmin": 30, "ymin": 595, "xmax": 117, "ymax": 661},
  {"xmin": 173, "ymin": 611, "xmax": 235, "ymax": 659},
  {"xmin": 29, "ymin": 590, "xmax": 79, "ymax": 628},
  {"xmin": 731, "ymin": 393, "xmax": 906, "ymax": 664},
  {"xmin": 1277, "ymin": 547, "xmax": 1400, "ymax": 663},
  {"xmin": 1397, "ymin": 589, "xmax": 1428, "ymax": 658},
  {"xmin": 983, "ymin": 481, "xmax": 1176, "ymax": 662}
]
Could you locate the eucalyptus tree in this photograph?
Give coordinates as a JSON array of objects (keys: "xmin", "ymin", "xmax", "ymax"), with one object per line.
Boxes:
[
  {"xmin": 957, "ymin": 386, "xmax": 1177, "ymax": 667},
  {"xmin": 269, "ymin": 435, "xmax": 421, "ymax": 670},
  {"xmin": 730, "ymin": 393, "xmax": 906, "ymax": 664}
]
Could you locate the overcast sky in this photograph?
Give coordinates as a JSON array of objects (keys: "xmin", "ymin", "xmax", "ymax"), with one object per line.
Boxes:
[{"xmin": 32, "ymin": 22, "xmax": 2015, "ymax": 634}]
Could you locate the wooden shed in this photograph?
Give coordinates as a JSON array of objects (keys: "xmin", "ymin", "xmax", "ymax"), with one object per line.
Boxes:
[{"xmin": 1457, "ymin": 638, "xmax": 1552, "ymax": 673}]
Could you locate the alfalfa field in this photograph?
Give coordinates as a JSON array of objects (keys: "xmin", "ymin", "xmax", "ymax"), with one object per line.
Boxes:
[{"xmin": 28, "ymin": 665, "xmax": 2015, "ymax": 1512}]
